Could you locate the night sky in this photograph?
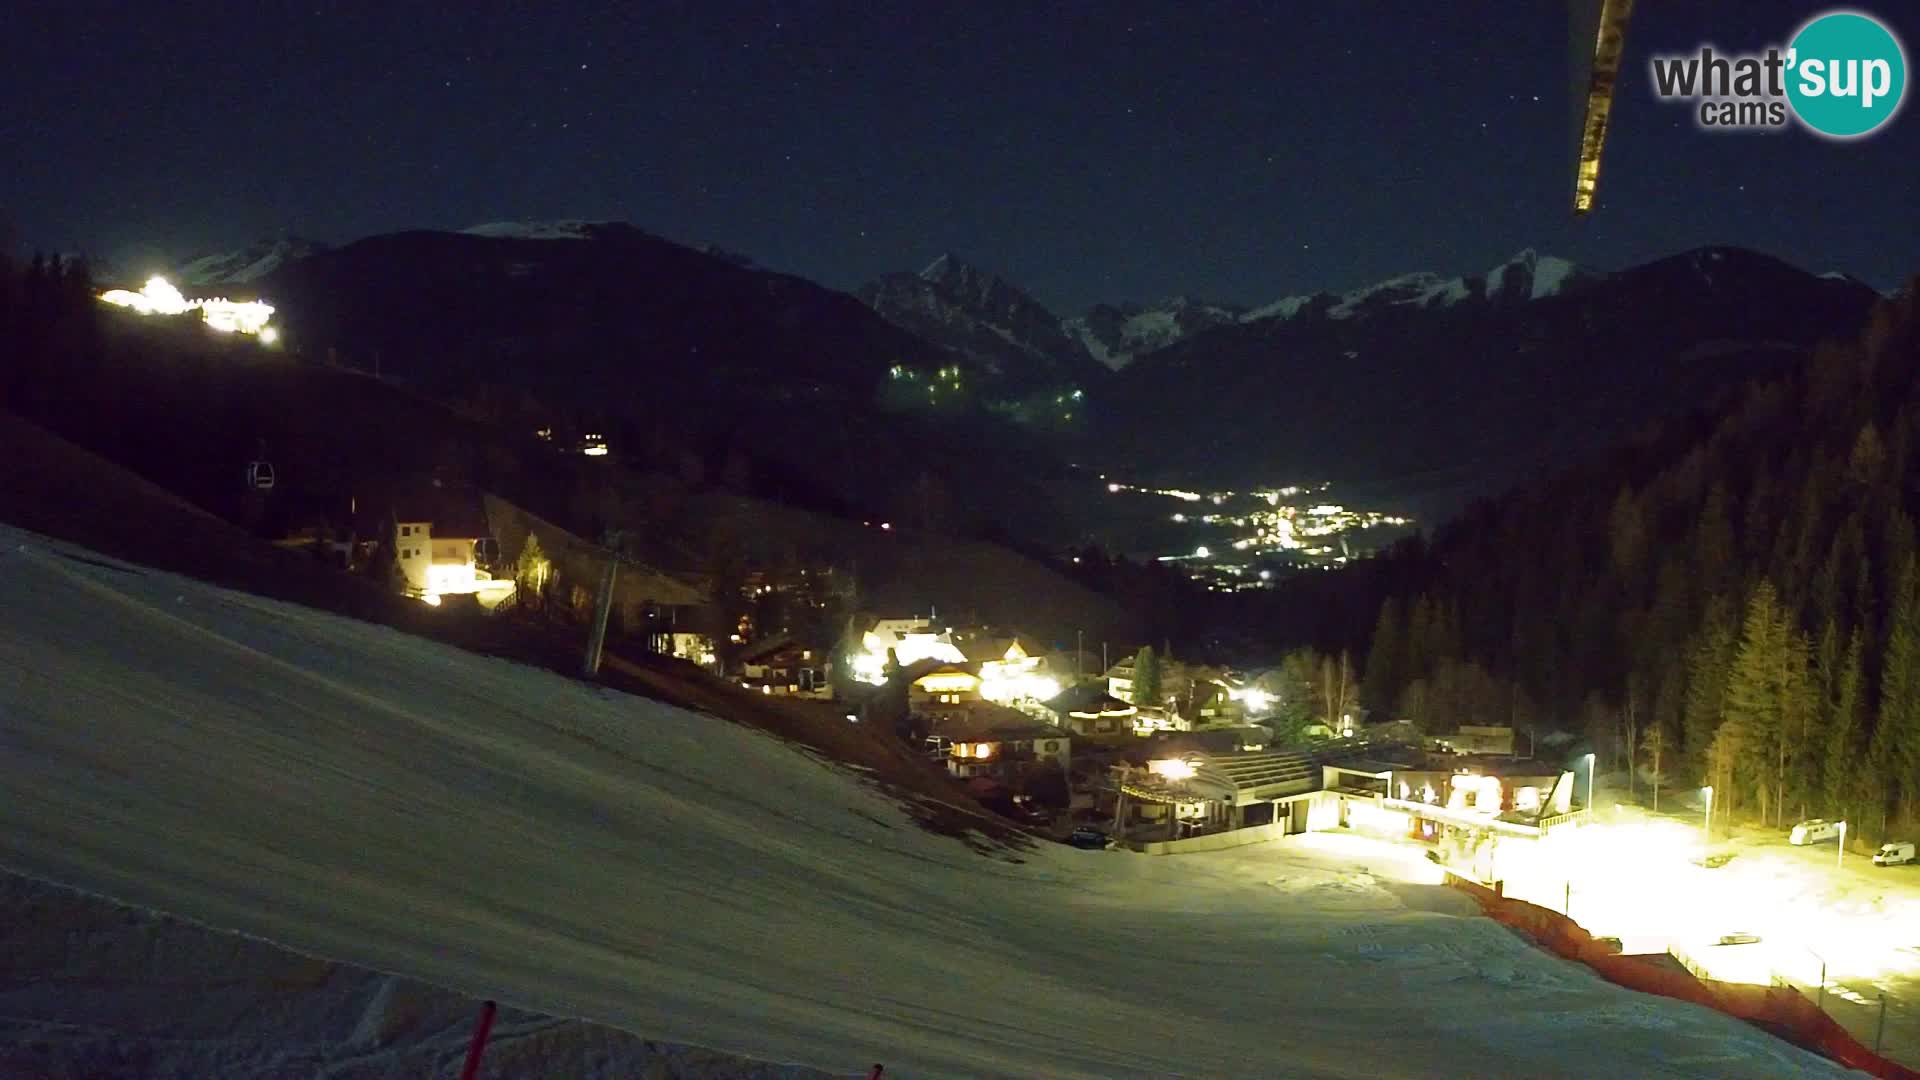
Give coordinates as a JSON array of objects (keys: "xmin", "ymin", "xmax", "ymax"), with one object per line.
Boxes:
[{"xmin": 6, "ymin": 2, "xmax": 1916, "ymax": 310}]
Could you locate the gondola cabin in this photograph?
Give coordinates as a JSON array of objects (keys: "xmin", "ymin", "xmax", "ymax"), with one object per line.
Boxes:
[{"xmin": 246, "ymin": 461, "xmax": 276, "ymax": 491}]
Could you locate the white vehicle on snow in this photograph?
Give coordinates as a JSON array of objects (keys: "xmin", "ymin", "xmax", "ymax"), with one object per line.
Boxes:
[
  {"xmin": 1874, "ymin": 841, "xmax": 1915, "ymax": 867},
  {"xmin": 1789, "ymin": 819, "xmax": 1841, "ymax": 846}
]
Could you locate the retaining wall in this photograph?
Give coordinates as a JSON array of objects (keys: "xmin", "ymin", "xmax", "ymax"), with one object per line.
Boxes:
[{"xmin": 1133, "ymin": 823, "xmax": 1286, "ymax": 855}]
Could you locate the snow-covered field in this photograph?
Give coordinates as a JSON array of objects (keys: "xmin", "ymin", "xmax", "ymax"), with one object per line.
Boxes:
[
  {"xmin": 0, "ymin": 525, "xmax": 1862, "ymax": 1077},
  {"xmin": 1496, "ymin": 802, "xmax": 1920, "ymax": 1066},
  {"xmin": 0, "ymin": 872, "xmax": 832, "ymax": 1079}
]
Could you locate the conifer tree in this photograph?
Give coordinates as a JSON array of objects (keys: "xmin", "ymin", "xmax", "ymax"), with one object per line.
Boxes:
[
  {"xmin": 1722, "ymin": 582, "xmax": 1794, "ymax": 823},
  {"xmin": 1694, "ymin": 485, "xmax": 1736, "ymax": 598},
  {"xmin": 1824, "ymin": 629, "xmax": 1865, "ymax": 822},
  {"xmin": 1362, "ymin": 598, "xmax": 1404, "ymax": 712},
  {"xmin": 1682, "ymin": 598, "xmax": 1738, "ymax": 781},
  {"xmin": 1874, "ymin": 556, "xmax": 1920, "ymax": 825},
  {"xmin": 1132, "ymin": 645, "xmax": 1161, "ymax": 709},
  {"xmin": 1608, "ymin": 486, "xmax": 1648, "ymax": 583}
]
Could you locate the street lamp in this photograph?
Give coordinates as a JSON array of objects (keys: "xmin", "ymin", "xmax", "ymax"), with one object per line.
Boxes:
[
  {"xmin": 1583, "ymin": 753, "xmax": 1596, "ymax": 814},
  {"xmin": 1702, "ymin": 786, "xmax": 1714, "ymax": 846}
]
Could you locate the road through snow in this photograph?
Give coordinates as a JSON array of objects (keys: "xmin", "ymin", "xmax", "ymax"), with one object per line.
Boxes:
[{"xmin": 0, "ymin": 526, "xmax": 1860, "ymax": 1078}]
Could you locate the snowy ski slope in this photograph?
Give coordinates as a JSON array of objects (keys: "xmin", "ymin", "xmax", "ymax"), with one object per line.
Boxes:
[{"xmin": 0, "ymin": 526, "xmax": 1858, "ymax": 1078}]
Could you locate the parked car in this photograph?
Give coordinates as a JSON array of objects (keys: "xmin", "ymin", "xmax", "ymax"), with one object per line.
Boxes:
[
  {"xmin": 1068, "ymin": 826, "xmax": 1109, "ymax": 850},
  {"xmin": 1715, "ymin": 932, "xmax": 1762, "ymax": 946},
  {"xmin": 1789, "ymin": 819, "xmax": 1842, "ymax": 845},
  {"xmin": 1874, "ymin": 841, "xmax": 1916, "ymax": 866}
]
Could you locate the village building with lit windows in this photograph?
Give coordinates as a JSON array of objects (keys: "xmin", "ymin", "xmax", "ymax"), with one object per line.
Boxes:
[
  {"xmin": 385, "ymin": 485, "xmax": 516, "ymax": 610},
  {"xmin": 1323, "ymin": 757, "xmax": 1584, "ymax": 879},
  {"xmin": 736, "ymin": 635, "xmax": 830, "ymax": 697},
  {"xmin": 1039, "ymin": 683, "xmax": 1137, "ymax": 741},
  {"xmin": 1105, "ymin": 657, "xmax": 1245, "ymax": 732},
  {"xmin": 907, "ymin": 661, "xmax": 984, "ymax": 713},
  {"xmin": 1097, "ymin": 738, "xmax": 1587, "ymax": 861},
  {"xmin": 932, "ymin": 706, "xmax": 1072, "ymax": 783},
  {"xmin": 1113, "ymin": 750, "xmax": 1334, "ymax": 846},
  {"xmin": 841, "ymin": 614, "xmax": 968, "ymax": 685}
]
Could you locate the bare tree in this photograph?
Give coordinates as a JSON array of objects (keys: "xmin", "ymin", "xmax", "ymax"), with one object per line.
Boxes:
[
  {"xmin": 1320, "ymin": 651, "xmax": 1354, "ymax": 730},
  {"xmin": 1621, "ymin": 674, "xmax": 1642, "ymax": 800},
  {"xmin": 1643, "ymin": 722, "xmax": 1667, "ymax": 812}
]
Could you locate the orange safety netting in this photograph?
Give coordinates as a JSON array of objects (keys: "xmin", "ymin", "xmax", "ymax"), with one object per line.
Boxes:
[{"xmin": 1447, "ymin": 875, "xmax": 1917, "ymax": 1079}]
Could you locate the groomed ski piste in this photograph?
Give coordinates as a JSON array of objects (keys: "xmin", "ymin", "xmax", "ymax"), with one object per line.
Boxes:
[{"xmin": 0, "ymin": 524, "xmax": 1862, "ymax": 1078}]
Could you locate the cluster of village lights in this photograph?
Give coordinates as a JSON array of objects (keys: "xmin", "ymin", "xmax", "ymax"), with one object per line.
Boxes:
[
  {"xmin": 1103, "ymin": 475, "xmax": 1411, "ymax": 570},
  {"xmin": 846, "ymin": 629, "xmax": 1061, "ymax": 704},
  {"xmin": 99, "ymin": 276, "xmax": 279, "ymax": 341}
]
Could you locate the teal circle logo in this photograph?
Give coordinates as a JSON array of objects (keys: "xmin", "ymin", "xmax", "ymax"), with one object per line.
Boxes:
[{"xmin": 1786, "ymin": 11, "xmax": 1907, "ymax": 138}]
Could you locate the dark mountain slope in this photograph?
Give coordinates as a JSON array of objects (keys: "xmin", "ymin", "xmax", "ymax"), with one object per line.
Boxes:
[
  {"xmin": 1097, "ymin": 247, "xmax": 1880, "ymax": 515},
  {"xmin": 251, "ymin": 225, "xmax": 1094, "ymax": 542}
]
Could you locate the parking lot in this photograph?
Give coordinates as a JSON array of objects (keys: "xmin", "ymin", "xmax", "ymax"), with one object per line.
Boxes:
[{"xmin": 1481, "ymin": 800, "xmax": 1920, "ymax": 1066}]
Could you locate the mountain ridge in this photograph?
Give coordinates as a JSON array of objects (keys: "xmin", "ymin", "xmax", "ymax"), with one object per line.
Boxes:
[
  {"xmin": 868, "ymin": 248, "xmax": 1600, "ymax": 373},
  {"xmin": 1094, "ymin": 244, "xmax": 1881, "ymax": 515}
]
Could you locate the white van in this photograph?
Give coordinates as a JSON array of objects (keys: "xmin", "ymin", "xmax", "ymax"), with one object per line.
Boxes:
[
  {"xmin": 1874, "ymin": 841, "xmax": 1915, "ymax": 866},
  {"xmin": 1789, "ymin": 819, "xmax": 1842, "ymax": 845}
]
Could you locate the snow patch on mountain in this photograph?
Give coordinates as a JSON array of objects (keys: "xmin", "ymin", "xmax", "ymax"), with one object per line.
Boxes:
[
  {"xmin": 1068, "ymin": 324, "xmax": 1117, "ymax": 368},
  {"xmin": 174, "ymin": 238, "xmax": 327, "ymax": 287},
  {"xmin": 1234, "ymin": 250, "xmax": 1588, "ymax": 331},
  {"xmin": 1244, "ymin": 294, "xmax": 1323, "ymax": 322},
  {"xmin": 461, "ymin": 220, "xmax": 605, "ymax": 240},
  {"xmin": 1528, "ymin": 256, "xmax": 1578, "ymax": 298},
  {"xmin": 1326, "ymin": 272, "xmax": 1471, "ymax": 320},
  {"xmin": 1065, "ymin": 297, "xmax": 1246, "ymax": 370},
  {"xmin": 1486, "ymin": 249, "xmax": 1580, "ymax": 301}
]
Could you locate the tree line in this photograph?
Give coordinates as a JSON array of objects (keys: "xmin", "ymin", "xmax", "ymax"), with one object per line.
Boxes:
[
  {"xmin": 1332, "ymin": 280, "xmax": 1920, "ymax": 838},
  {"xmin": 0, "ymin": 252, "xmax": 103, "ymax": 413}
]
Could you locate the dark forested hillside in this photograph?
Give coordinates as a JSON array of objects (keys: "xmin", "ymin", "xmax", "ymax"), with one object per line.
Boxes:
[
  {"xmin": 250, "ymin": 225, "xmax": 1099, "ymax": 543},
  {"xmin": 1327, "ymin": 279, "xmax": 1920, "ymax": 837}
]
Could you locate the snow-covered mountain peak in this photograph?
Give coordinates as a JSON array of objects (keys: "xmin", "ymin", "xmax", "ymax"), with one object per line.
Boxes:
[
  {"xmin": 878, "ymin": 249, "xmax": 1599, "ymax": 373},
  {"xmin": 917, "ymin": 252, "xmax": 1005, "ymax": 296},
  {"xmin": 1486, "ymin": 249, "xmax": 1581, "ymax": 300},
  {"xmin": 920, "ymin": 252, "xmax": 961, "ymax": 280},
  {"xmin": 1326, "ymin": 271, "xmax": 1471, "ymax": 320},
  {"xmin": 1065, "ymin": 296, "xmax": 1247, "ymax": 371},
  {"xmin": 860, "ymin": 255, "xmax": 1101, "ymax": 383}
]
